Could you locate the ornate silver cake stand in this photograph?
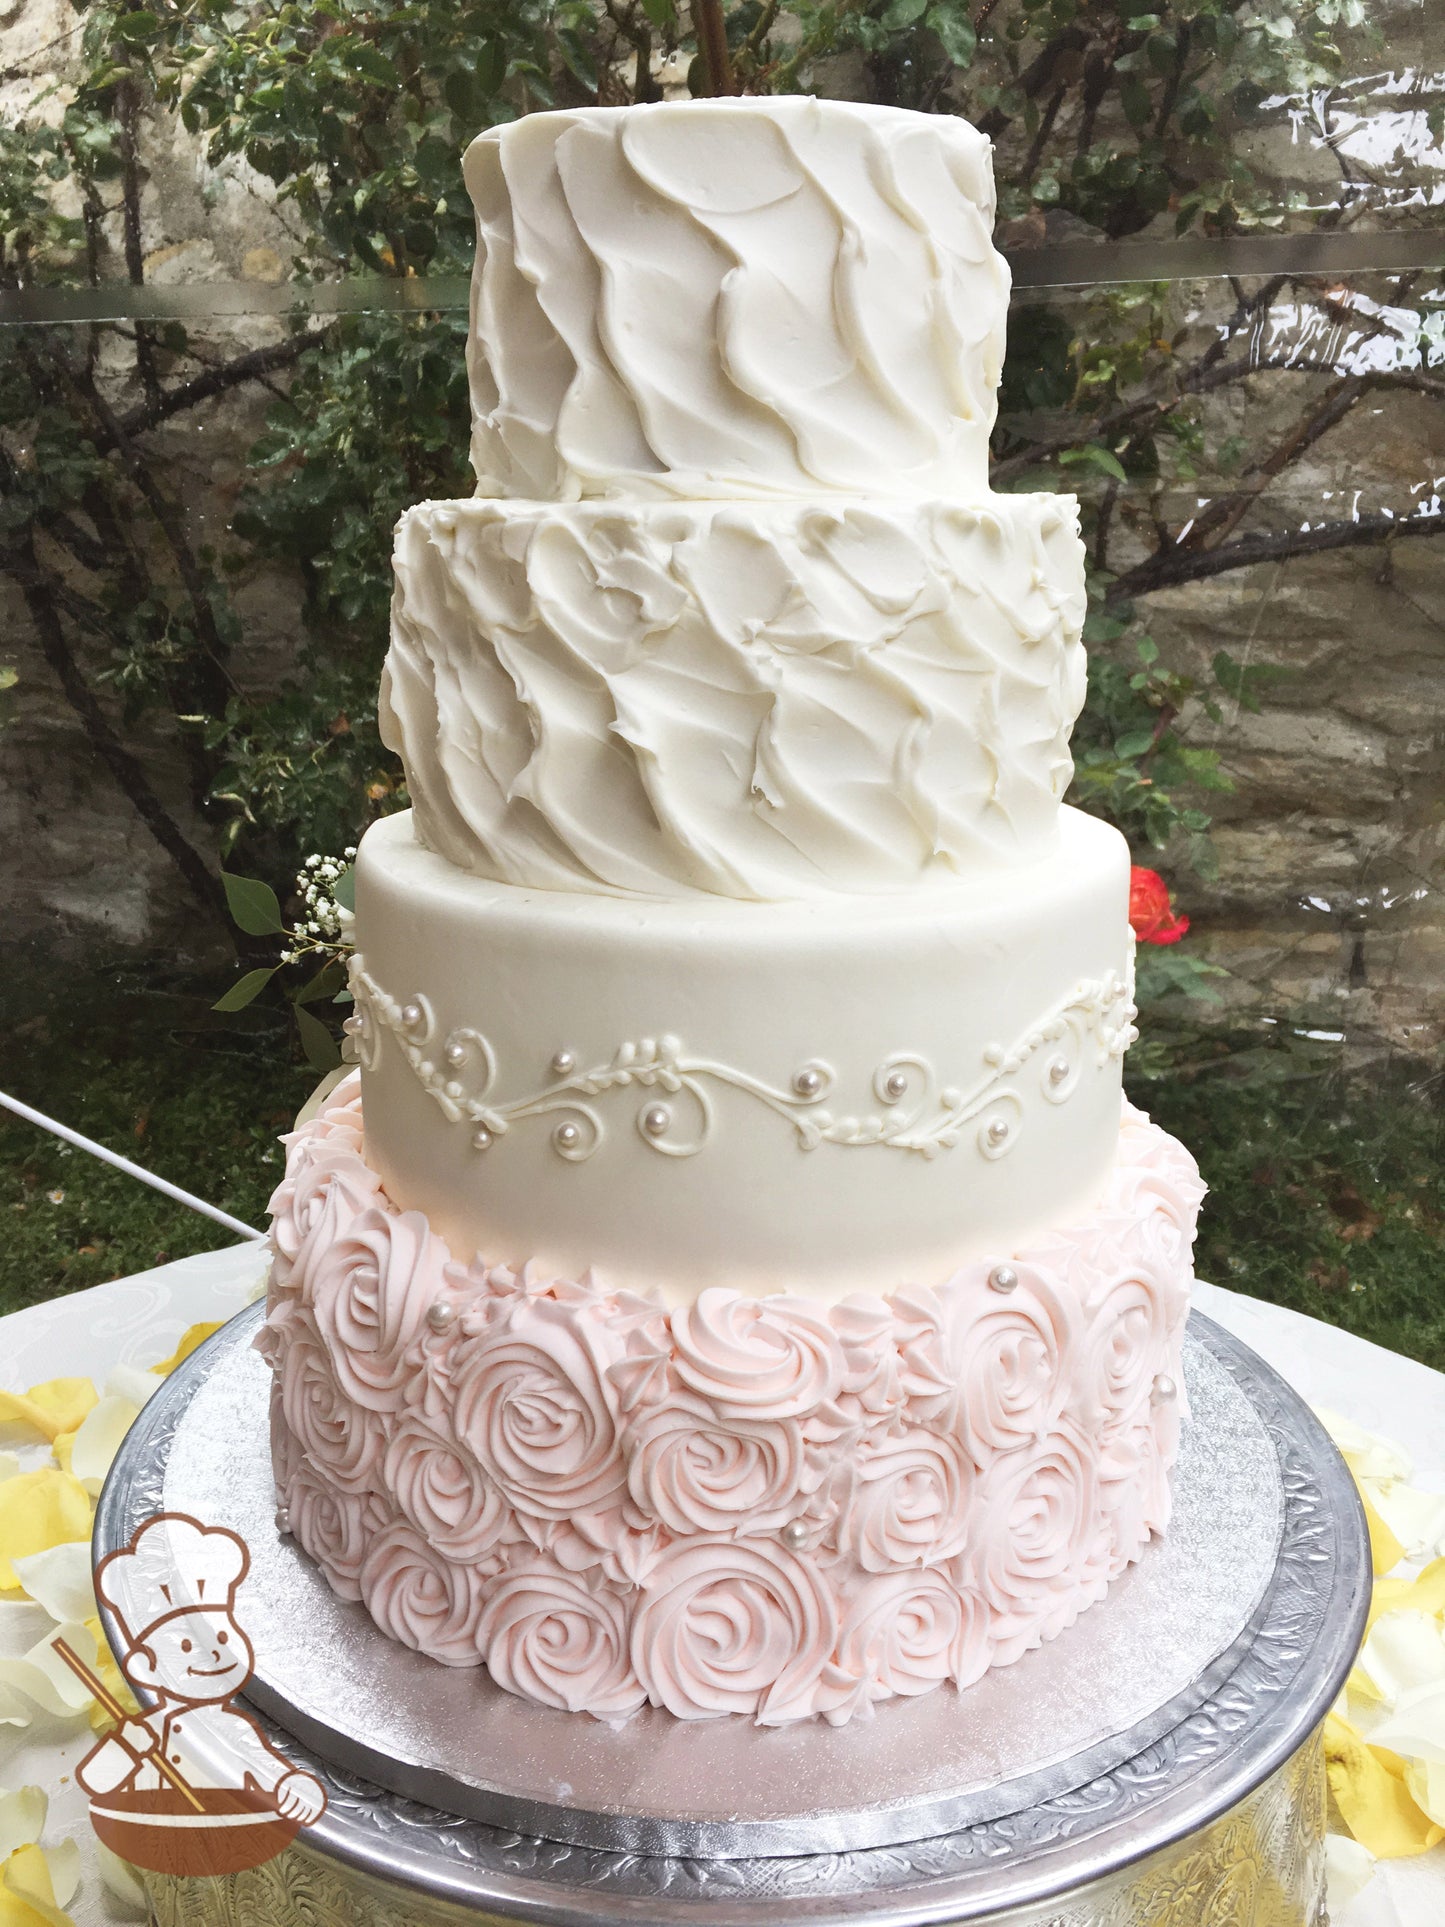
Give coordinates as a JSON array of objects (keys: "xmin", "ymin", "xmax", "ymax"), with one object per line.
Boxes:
[{"xmin": 96, "ymin": 1305, "xmax": 1369, "ymax": 1927}]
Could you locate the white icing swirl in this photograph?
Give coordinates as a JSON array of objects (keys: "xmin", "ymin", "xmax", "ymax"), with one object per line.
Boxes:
[
  {"xmin": 631, "ymin": 1537, "xmax": 834, "ymax": 1723},
  {"xmin": 477, "ymin": 1558, "xmax": 645, "ymax": 1716},
  {"xmin": 831, "ymin": 1427, "xmax": 973, "ymax": 1571},
  {"xmin": 382, "ymin": 494, "xmax": 1087, "ymax": 900},
  {"xmin": 358, "ymin": 1520, "xmax": 491, "ymax": 1667},
  {"xmin": 452, "ymin": 1294, "xmax": 627, "ymax": 1519},
  {"xmin": 625, "ymin": 1395, "xmax": 815, "ymax": 1536},
  {"xmin": 384, "ymin": 1413, "xmax": 509, "ymax": 1561},
  {"xmin": 463, "ymin": 100, "xmax": 1008, "ymax": 502},
  {"xmin": 670, "ymin": 1289, "xmax": 844, "ymax": 1423}
]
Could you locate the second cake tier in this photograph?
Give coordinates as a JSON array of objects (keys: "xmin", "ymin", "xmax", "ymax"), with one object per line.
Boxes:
[{"xmin": 348, "ymin": 807, "xmax": 1134, "ymax": 1304}]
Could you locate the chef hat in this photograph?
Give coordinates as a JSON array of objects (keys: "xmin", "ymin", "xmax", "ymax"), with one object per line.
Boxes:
[{"xmin": 98, "ymin": 1513, "xmax": 250, "ymax": 1648}]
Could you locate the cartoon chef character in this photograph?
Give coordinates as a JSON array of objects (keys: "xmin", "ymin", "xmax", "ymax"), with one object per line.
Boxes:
[{"xmin": 78, "ymin": 1512, "xmax": 326, "ymax": 1824}]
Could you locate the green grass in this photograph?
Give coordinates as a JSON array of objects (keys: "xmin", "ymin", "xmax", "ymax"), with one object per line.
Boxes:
[
  {"xmin": 2, "ymin": 967, "xmax": 1443, "ymax": 1373},
  {"xmin": 0, "ymin": 965, "xmax": 313, "ymax": 1314}
]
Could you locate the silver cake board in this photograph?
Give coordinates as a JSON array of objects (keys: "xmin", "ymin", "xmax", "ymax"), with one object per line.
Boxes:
[{"xmin": 95, "ymin": 1305, "xmax": 1369, "ymax": 1926}]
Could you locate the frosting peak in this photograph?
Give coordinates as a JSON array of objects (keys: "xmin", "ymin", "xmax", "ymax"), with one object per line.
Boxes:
[{"xmin": 463, "ymin": 100, "xmax": 1010, "ymax": 503}]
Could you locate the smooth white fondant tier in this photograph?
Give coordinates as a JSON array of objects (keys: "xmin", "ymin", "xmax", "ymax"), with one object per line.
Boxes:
[
  {"xmin": 462, "ymin": 99, "xmax": 1009, "ymax": 502},
  {"xmin": 263, "ymin": 1081, "xmax": 1202, "ymax": 1725},
  {"xmin": 382, "ymin": 492, "xmax": 1086, "ymax": 900},
  {"xmin": 347, "ymin": 808, "xmax": 1134, "ymax": 1305}
]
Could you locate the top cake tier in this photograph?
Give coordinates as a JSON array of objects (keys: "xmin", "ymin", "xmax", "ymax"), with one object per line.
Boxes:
[{"xmin": 463, "ymin": 98, "xmax": 1009, "ymax": 502}]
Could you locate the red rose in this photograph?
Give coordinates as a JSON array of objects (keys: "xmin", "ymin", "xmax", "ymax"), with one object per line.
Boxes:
[{"xmin": 1129, "ymin": 867, "xmax": 1190, "ymax": 946}]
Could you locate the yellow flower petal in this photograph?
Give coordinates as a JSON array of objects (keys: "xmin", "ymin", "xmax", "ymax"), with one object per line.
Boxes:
[
  {"xmin": 0, "ymin": 1474, "xmax": 92, "ymax": 1591},
  {"xmin": 0, "ymin": 1793, "xmax": 44, "ymax": 1862},
  {"xmin": 0, "ymin": 1384, "xmax": 96, "ymax": 1448},
  {"xmin": 0, "ymin": 1842, "xmax": 75, "ymax": 1927},
  {"xmin": 1362, "ymin": 1490, "xmax": 1406, "ymax": 1577},
  {"xmin": 83, "ymin": 1617, "xmax": 137, "ymax": 1730},
  {"xmin": 148, "ymin": 1323, "xmax": 224, "ymax": 1378},
  {"xmin": 1406, "ymin": 1757, "xmax": 1445, "ymax": 1828},
  {"xmin": 67, "ymin": 1399, "xmax": 139, "ymax": 1499},
  {"xmin": 1368, "ymin": 1558, "xmax": 1445, "ymax": 1631},
  {"xmin": 1323, "ymin": 1711, "xmax": 1445, "ymax": 1857}
]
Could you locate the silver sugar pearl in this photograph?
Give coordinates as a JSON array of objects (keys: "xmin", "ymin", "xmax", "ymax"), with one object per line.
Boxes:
[
  {"xmin": 471, "ymin": 1125, "xmax": 493, "ymax": 1152},
  {"xmin": 274, "ymin": 1506, "xmax": 291, "ymax": 1536},
  {"xmin": 554, "ymin": 1121, "xmax": 581, "ymax": 1152},
  {"xmin": 444, "ymin": 1039, "xmax": 467, "ymax": 1068},
  {"xmin": 550, "ymin": 1049, "xmax": 577, "ymax": 1078},
  {"xmin": 882, "ymin": 1069, "xmax": 908, "ymax": 1102},
  {"xmin": 986, "ymin": 1117, "xmax": 1011, "ymax": 1145},
  {"xmin": 342, "ymin": 1014, "xmax": 363, "ymax": 1035},
  {"xmin": 780, "ymin": 1520, "xmax": 809, "ymax": 1552},
  {"xmin": 641, "ymin": 1104, "xmax": 671, "ymax": 1138},
  {"xmin": 400, "ymin": 1001, "xmax": 423, "ymax": 1031},
  {"xmin": 1152, "ymin": 1373, "xmax": 1178, "ymax": 1406},
  {"xmin": 988, "ymin": 1264, "xmax": 1019, "ymax": 1294},
  {"xmin": 1047, "ymin": 1056, "xmax": 1070, "ymax": 1086},
  {"xmin": 427, "ymin": 1300, "xmax": 456, "ymax": 1334},
  {"xmin": 793, "ymin": 1067, "xmax": 823, "ymax": 1099}
]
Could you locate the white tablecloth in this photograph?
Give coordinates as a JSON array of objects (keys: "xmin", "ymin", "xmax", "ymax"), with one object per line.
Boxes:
[{"xmin": 1, "ymin": 1247, "xmax": 1440, "ymax": 1926}]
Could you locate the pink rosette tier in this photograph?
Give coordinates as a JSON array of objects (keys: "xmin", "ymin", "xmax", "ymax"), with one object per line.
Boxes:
[{"xmin": 262, "ymin": 1076, "xmax": 1203, "ymax": 1726}]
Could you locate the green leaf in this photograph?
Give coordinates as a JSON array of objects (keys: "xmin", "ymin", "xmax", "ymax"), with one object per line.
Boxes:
[
  {"xmin": 882, "ymin": 0, "xmax": 928, "ymax": 29},
  {"xmin": 221, "ymin": 872, "xmax": 284, "ymax": 935},
  {"xmin": 640, "ymin": 0, "xmax": 675, "ymax": 27},
  {"xmin": 295, "ymin": 1003, "xmax": 342, "ymax": 1072},
  {"xmin": 1115, "ymin": 729, "xmax": 1157, "ymax": 759},
  {"xmin": 1059, "ymin": 444, "xmax": 1129, "ymax": 483},
  {"xmin": 333, "ymin": 864, "xmax": 356, "ymax": 913},
  {"xmin": 295, "ymin": 963, "xmax": 341, "ymax": 1006},
  {"xmin": 211, "ymin": 966, "xmax": 278, "ymax": 1012},
  {"xmin": 0, "ymin": 667, "xmax": 17, "ymax": 691},
  {"xmin": 925, "ymin": 5, "xmax": 975, "ymax": 64}
]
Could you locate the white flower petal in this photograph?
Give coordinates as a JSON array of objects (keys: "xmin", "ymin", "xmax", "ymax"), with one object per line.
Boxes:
[
  {"xmin": 1369, "ymin": 1678, "xmax": 1445, "ymax": 1766},
  {"xmin": 1370, "ymin": 1482, "xmax": 1445, "ymax": 1563},
  {"xmin": 95, "ymin": 1838, "xmax": 148, "ymax": 1916},
  {"xmin": 1324, "ymin": 1831, "xmax": 1375, "ymax": 1912},
  {"xmin": 1357, "ymin": 1610, "xmax": 1445, "ymax": 1709},
  {"xmin": 10, "ymin": 1544, "xmax": 96, "ymax": 1627},
  {"xmin": 68, "ymin": 1398, "xmax": 140, "ymax": 1497},
  {"xmin": 44, "ymin": 1837, "xmax": 79, "ymax": 1908},
  {"xmin": 0, "ymin": 1787, "xmax": 46, "ymax": 1859},
  {"xmin": 1315, "ymin": 1406, "xmax": 1414, "ymax": 1485},
  {"xmin": 102, "ymin": 1366, "xmax": 163, "ymax": 1409},
  {"xmin": 0, "ymin": 1621, "xmax": 99, "ymax": 1718}
]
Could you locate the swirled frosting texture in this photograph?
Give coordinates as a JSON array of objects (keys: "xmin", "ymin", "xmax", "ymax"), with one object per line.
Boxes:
[
  {"xmin": 382, "ymin": 494, "xmax": 1086, "ymax": 897},
  {"xmin": 462, "ymin": 100, "xmax": 1009, "ymax": 502},
  {"xmin": 263, "ymin": 1078, "xmax": 1203, "ymax": 1725}
]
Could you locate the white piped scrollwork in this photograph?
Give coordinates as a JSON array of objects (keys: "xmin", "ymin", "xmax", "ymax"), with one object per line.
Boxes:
[{"xmin": 345, "ymin": 955, "xmax": 1137, "ymax": 1167}]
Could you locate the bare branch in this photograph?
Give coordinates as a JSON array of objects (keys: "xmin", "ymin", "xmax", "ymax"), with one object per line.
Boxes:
[{"xmin": 1112, "ymin": 506, "xmax": 1445, "ymax": 602}]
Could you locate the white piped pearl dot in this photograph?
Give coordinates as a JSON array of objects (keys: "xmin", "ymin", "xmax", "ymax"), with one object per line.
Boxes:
[
  {"xmin": 554, "ymin": 1122, "xmax": 581, "ymax": 1152},
  {"xmin": 275, "ymin": 1507, "xmax": 291, "ymax": 1536},
  {"xmin": 471, "ymin": 1125, "xmax": 493, "ymax": 1152},
  {"xmin": 427, "ymin": 1301, "xmax": 455, "ymax": 1335},
  {"xmin": 988, "ymin": 1264, "xmax": 1019, "ymax": 1294},
  {"xmin": 1152, "ymin": 1374, "xmax": 1178, "ymax": 1406},
  {"xmin": 780, "ymin": 1520, "xmax": 809, "ymax": 1552},
  {"xmin": 641, "ymin": 1105, "xmax": 671, "ymax": 1138},
  {"xmin": 550, "ymin": 1049, "xmax": 577, "ymax": 1078},
  {"xmin": 400, "ymin": 1002, "xmax": 423, "ymax": 1031},
  {"xmin": 986, "ymin": 1117, "xmax": 1011, "ymax": 1145},
  {"xmin": 1047, "ymin": 1056, "xmax": 1070, "ymax": 1086},
  {"xmin": 882, "ymin": 1070, "xmax": 908, "ymax": 1101},
  {"xmin": 444, "ymin": 1040, "xmax": 467, "ymax": 1068},
  {"xmin": 793, "ymin": 1068, "xmax": 822, "ymax": 1099}
]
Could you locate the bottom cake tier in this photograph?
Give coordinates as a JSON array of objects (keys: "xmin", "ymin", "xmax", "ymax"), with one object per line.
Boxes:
[{"xmin": 260, "ymin": 1077, "xmax": 1204, "ymax": 1727}]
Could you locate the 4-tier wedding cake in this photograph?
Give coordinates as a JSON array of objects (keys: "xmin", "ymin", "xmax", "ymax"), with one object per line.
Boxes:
[{"xmin": 261, "ymin": 96, "xmax": 1205, "ymax": 1728}]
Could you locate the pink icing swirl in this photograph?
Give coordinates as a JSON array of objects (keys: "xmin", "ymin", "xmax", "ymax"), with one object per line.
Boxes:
[
  {"xmin": 969, "ymin": 1419, "xmax": 1101, "ymax": 1639},
  {"xmin": 269, "ymin": 1300, "xmax": 386, "ymax": 1494},
  {"xmin": 306, "ymin": 1205, "xmax": 438, "ymax": 1412},
  {"xmin": 358, "ymin": 1520, "xmax": 491, "ymax": 1666},
  {"xmin": 946, "ymin": 1264, "xmax": 1077, "ymax": 1460},
  {"xmin": 631, "ymin": 1538, "xmax": 834, "ymax": 1723},
  {"xmin": 384, "ymin": 1413, "xmax": 510, "ymax": 1561},
  {"xmin": 283, "ymin": 1462, "xmax": 374, "ymax": 1602},
  {"xmin": 626, "ymin": 1395, "xmax": 815, "ymax": 1536},
  {"xmin": 670, "ymin": 1289, "xmax": 845, "ymax": 1422},
  {"xmin": 820, "ymin": 1570, "xmax": 989, "ymax": 1723},
  {"xmin": 453, "ymin": 1294, "xmax": 627, "ymax": 1519},
  {"xmin": 477, "ymin": 1558, "xmax": 645, "ymax": 1716},
  {"xmin": 831, "ymin": 1426, "xmax": 973, "ymax": 1571},
  {"xmin": 1074, "ymin": 1269, "xmax": 1172, "ymax": 1430}
]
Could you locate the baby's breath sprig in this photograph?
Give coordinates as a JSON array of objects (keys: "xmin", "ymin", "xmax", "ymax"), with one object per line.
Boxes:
[{"xmin": 213, "ymin": 848, "xmax": 360, "ymax": 1070}]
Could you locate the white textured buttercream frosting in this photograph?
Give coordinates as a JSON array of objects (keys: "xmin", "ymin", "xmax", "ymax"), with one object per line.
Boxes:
[
  {"xmin": 382, "ymin": 492, "xmax": 1086, "ymax": 898},
  {"xmin": 462, "ymin": 99, "xmax": 1009, "ymax": 502},
  {"xmin": 263, "ymin": 1082, "xmax": 1203, "ymax": 1724}
]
